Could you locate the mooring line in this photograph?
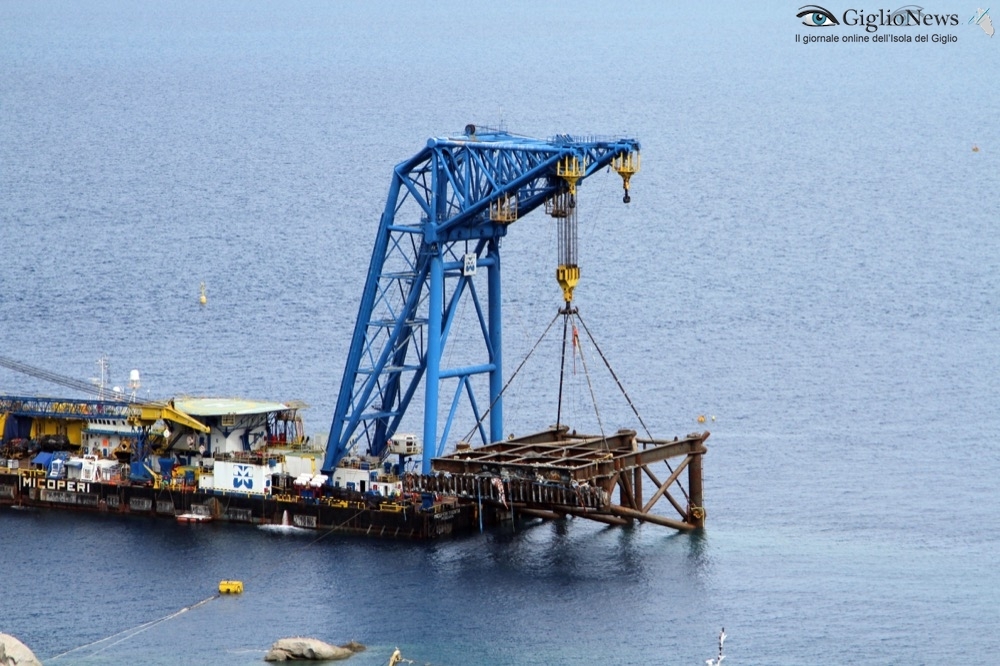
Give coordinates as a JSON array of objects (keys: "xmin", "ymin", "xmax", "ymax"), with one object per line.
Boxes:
[
  {"xmin": 48, "ymin": 507, "xmax": 370, "ymax": 662},
  {"xmin": 48, "ymin": 594, "xmax": 219, "ymax": 661}
]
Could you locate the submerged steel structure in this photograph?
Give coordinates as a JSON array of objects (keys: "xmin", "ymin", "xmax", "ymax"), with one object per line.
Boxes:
[
  {"xmin": 323, "ymin": 127, "xmax": 640, "ymax": 475},
  {"xmin": 419, "ymin": 427, "xmax": 710, "ymax": 530}
]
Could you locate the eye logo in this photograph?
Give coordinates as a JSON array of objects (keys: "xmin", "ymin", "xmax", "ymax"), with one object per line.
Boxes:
[{"xmin": 797, "ymin": 5, "xmax": 840, "ymax": 27}]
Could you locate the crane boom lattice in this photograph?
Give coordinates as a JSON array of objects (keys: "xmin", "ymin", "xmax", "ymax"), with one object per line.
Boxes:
[{"xmin": 323, "ymin": 127, "xmax": 640, "ymax": 474}]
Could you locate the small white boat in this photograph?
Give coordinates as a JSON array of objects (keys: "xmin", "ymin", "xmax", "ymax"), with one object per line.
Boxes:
[
  {"xmin": 176, "ymin": 512, "xmax": 212, "ymax": 523},
  {"xmin": 177, "ymin": 504, "xmax": 213, "ymax": 523}
]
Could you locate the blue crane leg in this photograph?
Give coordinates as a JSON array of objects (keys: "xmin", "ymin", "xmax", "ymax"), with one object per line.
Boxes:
[
  {"xmin": 423, "ymin": 250, "xmax": 443, "ymax": 474},
  {"xmin": 488, "ymin": 240, "xmax": 503, "ymax": 445}
]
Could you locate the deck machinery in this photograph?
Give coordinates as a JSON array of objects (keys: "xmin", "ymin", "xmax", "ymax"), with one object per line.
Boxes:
[{"xmin": 324, "ymin": 126, "xmax": 708, "ymax": 530}]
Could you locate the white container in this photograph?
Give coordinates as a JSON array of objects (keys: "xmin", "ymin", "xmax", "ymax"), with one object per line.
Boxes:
[{"xmin": 212, "ymin": 461, "xmax": 271, "ymax": 495}]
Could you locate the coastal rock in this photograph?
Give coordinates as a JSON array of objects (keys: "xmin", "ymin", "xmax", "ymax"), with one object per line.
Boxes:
[
  {"xmin": 339, "ymin": 641, "xmax": 366, "ymax": 653},
  {"xmin": 263, "ymin": 637, "xmax": 354, "ymax": 662},
  {"xmin": 0, "ymin": 634, "xmax": 43, "ymax": 666}
]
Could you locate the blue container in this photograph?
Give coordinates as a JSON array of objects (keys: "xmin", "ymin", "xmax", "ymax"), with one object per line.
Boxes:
[
  {"xmin": 158, "ymin": 458, "xmax": 175, "ymax": 478},
  {"xmin": 129, "ymin": 462, "xmax": 152, "ymax": 482}
]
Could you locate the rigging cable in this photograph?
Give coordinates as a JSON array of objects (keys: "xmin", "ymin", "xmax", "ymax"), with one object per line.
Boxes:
[
  {"xmin": 555, "ymin": 309, "xmax": 570, "ymax": 429},
  {"xmin": 460, "ymin": 309, "xmax": 562, "ymax": 444},
  {"xmin": 574, "ymin": 310, "xmax": 690, "ymax": 503},
  {"xmin": 568, "ymin": 309, "xmax": 607, "ymax": 447}
]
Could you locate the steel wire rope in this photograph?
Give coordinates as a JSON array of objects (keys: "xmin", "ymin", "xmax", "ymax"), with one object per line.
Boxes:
[
  {"xmin": 459, "ymin": 309, "xmax": 561, "ymax": 444},
  {"xmin": 498, "ymin": 294, "xmax": 529, "ymax": 437},
  {"xmin": 567, "ymin": 310, "xmax": 608, "ymax": 449},
  {"xmin": 552, "ymin": 175, "xmax": 618, "ymax": 448},
  {"xmin": 574, "ymin": 310, "xmax": 691, "ymax": 503},
  {"xmin": 555, "ymin": 312, "xmax": 569, "ymax": 429},
  {"xmin": 564, "ymin": 172, "xmax": 623, "ymax": 435},
  {"xmin": 503, "ymin": 218, "xmax": 558, "ymax": 436},
  {"xmin": 47, "ymin": 594, "xmax": 219, "ymax": 661},
  {"xmin": 495, "ymin": 245, "xmax": 544, "ymax": 441}
]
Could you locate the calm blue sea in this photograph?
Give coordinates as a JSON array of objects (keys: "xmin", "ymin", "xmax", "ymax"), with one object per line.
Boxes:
[{"xmin": 2, "ymin": 1, "xmax": 999, "ymax": 664}]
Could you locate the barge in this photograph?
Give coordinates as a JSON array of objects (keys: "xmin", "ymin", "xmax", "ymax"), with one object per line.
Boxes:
[
  {"xmin": 0, "ymin": 395, "xmax": 477, "ymax": 538},
  {"xmin": 0, "ymin": 391, "xmax": 708, "ymax": 537}
]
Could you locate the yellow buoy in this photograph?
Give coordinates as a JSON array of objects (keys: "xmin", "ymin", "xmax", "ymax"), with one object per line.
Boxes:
[
  {"xmin": 219, "ymin": 580, "xmax": 243, "ymax": 594},
  {"xmin": 697, "ymin": 415, "xmax": 706, "ymax": 424},
  {"xmin": 199, "ymin": 282, "xmax": 207, "ymax": 305}
]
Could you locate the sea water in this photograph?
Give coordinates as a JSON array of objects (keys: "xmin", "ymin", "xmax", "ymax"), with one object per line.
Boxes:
[{"xmin": 1, "ymin": 1, "xmax": 999, "ymax": 664}]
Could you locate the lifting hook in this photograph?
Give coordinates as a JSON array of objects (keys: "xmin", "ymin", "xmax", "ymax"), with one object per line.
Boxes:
[{"xmin": 611, "ymin": 151, "xmax": 640, "ymax": 205}]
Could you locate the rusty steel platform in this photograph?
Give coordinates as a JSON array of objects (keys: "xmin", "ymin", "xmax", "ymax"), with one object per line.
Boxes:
[{"xmin": 408, "ymin": 425, "xmax": 709, "ymax": 531}]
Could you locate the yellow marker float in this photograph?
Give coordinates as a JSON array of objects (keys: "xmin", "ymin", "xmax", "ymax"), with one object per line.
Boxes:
[{"xmin": 218, "ymin": 580, "xmax": 244, "ymax": 594}]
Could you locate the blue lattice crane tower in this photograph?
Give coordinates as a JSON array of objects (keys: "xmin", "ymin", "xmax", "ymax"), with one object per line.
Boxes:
[{"xmin": 322, "ymin": 126, "xmax": 640, "ymax": 475}]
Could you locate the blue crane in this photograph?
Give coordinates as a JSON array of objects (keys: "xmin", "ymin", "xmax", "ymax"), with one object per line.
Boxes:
[{"xmin": 322, "ymin": 126, "xmax": 639, "ymax": 475}]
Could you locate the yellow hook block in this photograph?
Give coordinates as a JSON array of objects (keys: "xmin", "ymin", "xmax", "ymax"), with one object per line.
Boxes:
[
  {"xmin": 556, "ymin": 265, "xmax": 580, "ymax": 304},
  {"xmin": 556, "ymin": 155, "xmax": 584, "ymax": 198},
  {"xmin": 612, "ymin": 151, "xmax": 640, "ymax": 203}
]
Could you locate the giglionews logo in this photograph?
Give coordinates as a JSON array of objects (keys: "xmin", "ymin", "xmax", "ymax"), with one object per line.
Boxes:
[
  {"xmin": 970, "ymin": 8, "xmax": 994, "ymax": 35},
  {"xmin": 796, "ymin": 5, "xmax": 960, "ymax": 32},
  {"xmin": 793, "ymin": 4, "xmax": 994, "ymax": 42}
]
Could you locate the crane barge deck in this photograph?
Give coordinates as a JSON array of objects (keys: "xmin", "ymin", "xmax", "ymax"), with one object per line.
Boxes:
[{"xmin": 0, "ymin": 416, "xmax": 708, "ymax": 536}]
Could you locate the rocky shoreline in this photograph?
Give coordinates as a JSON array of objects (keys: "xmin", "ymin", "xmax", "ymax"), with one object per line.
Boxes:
[{"xmin": 0, "ymin": 634, "xmax": 42, "ymax": 666}]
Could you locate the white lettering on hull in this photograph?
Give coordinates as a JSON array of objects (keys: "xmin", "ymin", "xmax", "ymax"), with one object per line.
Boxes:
[{"xmin": 21, "ymin": 477, "xmax": 91, "ymax": 493}]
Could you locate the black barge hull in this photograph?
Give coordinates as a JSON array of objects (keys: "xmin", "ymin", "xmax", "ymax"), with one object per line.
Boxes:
[{"xmin": 0, "ymin": 470, "xmax": 478, "ymax": 539}]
